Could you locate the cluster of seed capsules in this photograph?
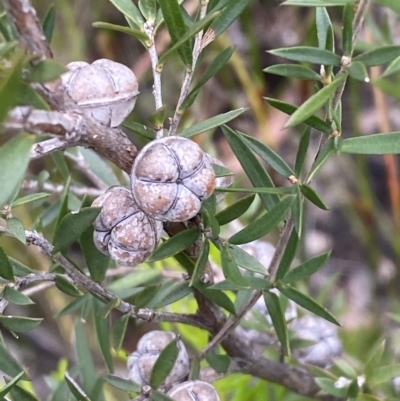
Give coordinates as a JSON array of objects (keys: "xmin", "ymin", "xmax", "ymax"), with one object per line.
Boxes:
[
  {"xmin": 62, "ymin": 60, "xmax": 229, "ymax": 267},
  {"xmin": 92, "ymin": 136, "xmax": 224, "ymax": 266}
]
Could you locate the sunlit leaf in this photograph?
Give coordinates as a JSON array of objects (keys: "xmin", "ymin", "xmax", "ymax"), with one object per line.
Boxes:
[
  {"xmin": 0, "ymin": 315, "xmax": 42, "ymax": 333},
  {"xmin": 341, "ymin": 132, "xmax": 400, "ymax": 154},
  {"xmin": 264, "ymin": 64, "xmax": 321, "ymax": 81},
  {"xmin": 285, "ymin": 74, "xmax": 347, "ymax": 127},
  {"xmin": 150, "ymin": 337, "xmax": 179, "ymax": 388},
  {"xmin": 282, "ymin": 251, "xmax": 331, "ymax": 284},
  {"xmin": 269, "ymin": 46, "xmax": 341, "ymax": 66},
  {"xmin": 264, "ymin": 291, "xmax": 290, "ymax": 356},
  {"xmin": 229, "ymin": 196, "xmax": 294, "ymax": 245},
  {"xmin": 53, "ymin": 207, "xmax": 101, "ymax": 253},
  {"xmin": 0, "ymin": 134, "xmax": 35, "ymax": 208},
  {"xmin": 147, "ymin": 228, "xmax": 200, "ymax": 261}
]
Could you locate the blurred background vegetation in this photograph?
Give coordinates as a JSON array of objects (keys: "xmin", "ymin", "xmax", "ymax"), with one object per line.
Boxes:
[{"xmin": 2, "ymin": 0, "xmax": 400, "ymax": 400}]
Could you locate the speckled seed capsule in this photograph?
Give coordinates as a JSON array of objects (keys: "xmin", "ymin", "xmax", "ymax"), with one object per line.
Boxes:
[
  {"xmin": 130, "ymin": 137, "xmax": 216, "ymax": 222},
  {"xmin": 92, "ymin": 186, "xmax": 162, "ymax": 266},
  {"xmin": 61, "ymin": 59, "xmax": 139, "ymax": 127},
  {"xmin": 127, "ymin": 331, "xmax": 190, "ymax": 387},
  {"xmin": 167, "ymin": 380, "xmax": 220, "ymax": 401}
]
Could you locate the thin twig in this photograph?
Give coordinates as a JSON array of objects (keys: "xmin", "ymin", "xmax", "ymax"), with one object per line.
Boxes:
[
  {"xmin": 197, "ymin": 218, "xmax": 294, "ymax": 359},
  {"xmin": 0, "ymin": 225, "xmax": 210, "ymax": 330},
  {"xmin": 145, "ymin": 23, "xmax": 164, "ymax": 139},
  {"xmin": 64, "ymin": 151, "xmax": 109, "ymax": 190},
  {"xmin": 22, "ymin": 180, "xmax": 104, "ymax": 197},
  {"xmin": 168, "ymin": 1, "xmax": 208, "ymax": 136}
]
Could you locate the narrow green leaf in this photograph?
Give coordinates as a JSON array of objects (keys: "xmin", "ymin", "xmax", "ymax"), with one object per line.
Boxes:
[
  {"xmin": 215, "ymin": 194, "xmax": 255, "ymax": 226},
  {"xmin": 158, "ymin": 11, "xmax": 220, "ymax": 66},
  {"xmin": 283, "ymin": 0, "xmax": 356, "ymax": 6},
  {"xmin": 314, "ymin": 378, "xmax": 347, "ymax": 397},
  {"xmin": 179, "ymin": 108, "xmax": 247, "ymax": 138},
  {"xmin": 53, "ymin": 207, "xmax": 101, "ymax": 253},
  {"xmin": 7, "ymin": 217, "xmax": 26, "ymax": 244},
  {"xmin": 202, "ymin": 201, "xmax": 220, "ymax": 238},
  {"xmin": 383, "ymin": 54, "xmax": 400, "ymax": 77},
  {"xmin": 264, "ymin": 291, "xmax": 290, "ymax": 356},
  {"xmin": 275, "ymin": 229, "xmax": 299, "ymax": 280},
  {"xmin": 108, "ymin": 269, "xmax": 159, "ymax": 292},
  {"xmin": 282, "ymin": 251, "xmax": 331, "ymax": 284},
  {"xmin": 222, "ymin": 125, "xmax": 279, "ymax": 210},
  {"xmin": 51, "ymin": 151, "xmax": 69, "ymax": 179},
  {"xmin": 308, "ymin": 137, "xmax": 335, "ymax": 181},
  {"xmin": 369, "ymin": 363, "xmax": 400, "ymax": 385},
  {"xmin": 92, "ymin": 22, "xmax": 150, "ymax": 45},
  {"xmin": 9, "ymin": 257, "xmax": 33, "ymax": 277},
  {"xmin": 80, "ymin": 226, "xmax": 109, "ymax": 283},
  {"xmin": 65, "ymin": 372, "xmax": 92, "ymax": 401},
  {"xmin": 364, "ymin": 340, "xmax": 385, "ymax": 377},
  {"xmin": 209, "ymin": 277, "xmax": 271, "ymax": 291},
  {"xmin": 205, "ymin": 353, "xmax": 231, "ymax": 373},
  {"xmin": 139, "ymin": 0, "xmax": 157, "ymax": 23},
  {"xmin": 316, "ymin": 7, "xmax": 332, "ymax": 50},
  {"xmin": 264, "ymin": 64, "xmax": 321, "ymax": 81},
  {"xmin": 27, "ymin": 59, "xmax": 67, "ymax": 82},
  {"xmin": 301, "ymin": 184, "xmax": 329, "ymax": 210},
  {"xmin": 285, "ymin": 74, "xmax": 347, "ymax": 127},
  {"xmin": 109, "ymin": 0, "xmax": 144, "ymax": 28},
  {"xmin": 180, "ymin": 47, "xmax": 234, "ymax": 110},
  {"xmin": 0, "ymin": 339, "xmax": 26, "ymax": 380},
  {"xmin": 54, "ymin": 296, "xmax": 86, "ymax": 318},
  {"xmin": 103, "ymin": 374, "xmax": 141, "ymax": 392},
  {"xmin": 42, "ymin": 4, "xmax": 56, "ymax": 44},
  {"xmin": 11, "ymin": 193, "xmax": 50, "ymax": 208},
  {"xmin": 4, "ymin": 287, "xmax": 34, "ymax": 305},
  {"xmin": 148, "ymin": 228, "xmax": 200, "ymax": 262},
  {"xmin": 265, "ymin": 98, "xmax": 333, "ymax": 134},
  {"xmin": 295, "ymin": 126, "xmax": 311, "ymax": 177},
  {"xmin": 229, "ymin": 196, "xmax": 294, "ymax": 245},
  {"xmin": 94, "ymin": 301, "xmax": 114, "ymax": 373},
  {"xmin": 55, "ymin": 275, "xmax": 83, "ymax": 297},
  {"xmin": 0, "ymin": 315, "xmax": 42, "ymax": 333},
  {"xmin": 189, "ymin": 357, "xmax": 200, "ymax": 380},
  {"xmin": 9, "ymin": 382, "xmax": 40, "ymax": 401},
  {"xmin": 190, "ymin": 239, "xmax": 210, "ymax": 286},
  {"xmin": 341, "ymin": 132, "xmax": 400, "ymax": 154},
  {"xmin": 348, "ymin": 61, "xmax": 369, "ymax": 82},
  {"xmin": 123, "ymin": 121, "xmax": 156, "ymax": 140},
  {"xmin": 134, "ymin": 285, "xmax": 160, "ymax": 308},
  {"xmin": 212, "ymin": 163, "xmax": 233, "ymax": 178},
  {"xmin": 0, "ymin": 49, "xmax": 26, "ymax": 124},
  {"xmin": 194, "ymin": 283, "xmax": 236, "ymax": 314},
  {"xmin": 55, "ymin": 176, "xmax": 71, "ymax": 230},
  {"xmin": 215, "ymin": 187, "xmax": 293, "ymax": 195},
  {"xmin": 147, "ymin": 105, "xmax": 166, "ymax": 130},
  {"xmin": 209, "ymin": 0, "xmax": 252, "ymax": 39},
  {"xmin": 278, "ymin": 285, "xmax": 340, "ymax": 325},
  {"xmin": 239, "ymin": 132, "xmax": 294, "ymax": 177},
  {"xmin": 291, "ymin": 185, "xmax": 303, "ymax": 237},
  {"xmin": 221, "ymin": 243, "xmax": 249, "ymax": 288},
  {"xmin": 0, "ymin": 134, "xmax": 35, "ymax": 208},
  {"xmin": 158, "ymin": 0, "xmax": 192, "ymax": 66},
  {"xmin": 269, "ymin": 47, "xmax": 341, "ymax": 66},
  {"xmin": 112, "ymin": 314, "xmax": 129, "ymax": 352},
  {"xmin": 151, "ymin": 281, "xmax": 192, "ymax": 308},
  {"xmin": 342, "ymin": 4, "xmax": 353, "ymax": 56},
  {"xmin": 353, "ymin": 45, "xmax": 400, "ymax": 67},
  {"xmin": 0, "ymin": 247, "xmax": 15, "ymax": 281},
  {"xmin": 229, "ymin": 244, "xmax": 269, "ymax": 275},
  {"xmin": 150, "ymin": 390, "xmax": 175, "ymax": 401},
  {"xmin": 0, "ymin": 371, "xmax": 24, "ymax": 398},
  {"xmin": 74, "ymin": 319, "xmax": 97, "ymax": 395},
  {"xmin": 150, "ymin": 337, "xmax": 179, "ymax": 388}
]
